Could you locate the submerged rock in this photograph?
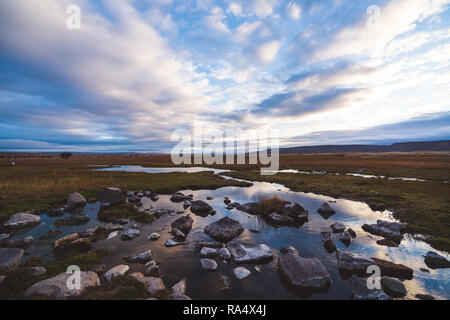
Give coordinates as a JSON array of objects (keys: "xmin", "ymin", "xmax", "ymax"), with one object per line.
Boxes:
[
  {"xmin": 0, "ymin": 247, "xmax": 24, "ymax": 273},
  {"xmin": 380, "ymin": 276, "xmax": 407, "ymax": 298},
  {"xmin": 104, "ymin": 265, "xmax": 129, "ymax": 281},
  {"xmin": 120, "ymin": 228, "xmax": 140, "ymax": 241},
  {"xmin": 317, "ymin": 202, "xmax": 336, "ymax": 219},
  {"xmin": 204, "ymin": 217, "xmax": 244, "ymax": 242},
  {"xmin": 25, "ymin": 271, "xmax": 100, "ymax": 300},
  {"xmin": 376, "ymin": 239, "xmax": 399, "ymax": 247},
  {"xmin": 4, "ymin": 212, "xmax": 40, "ymax": 229},
  {"xmin": 219, "ymin": 275, "xmax": 231, "ymax": 290},
  {"xmin": 124, "ymin": 249, "xmax": 153, "ymax": 264},
  {"xmin": 424, "ymin": 251, "xmax": 450, "ymax": 269},
  {"xmin": 200, "ymin": 258, "xmax": 217, "ymax": 271},
  {"xmin": 233, "ymin": 267, "xmax": 251, "ymax": 280},
  {"xmin": 227, "ymin": 241, "xmax": 273, "ymax": 264},
  {"xmin": 278, "ymin": 253, "xmax": 332, "ymax": 292},
  {"xmin": 67, "ymin": 192, "xmax": 86, "ymax": 209},
  {"xmin": 171, "ymin": 215, "xmax": 193, "ymax": 234},
  {"xmin": 190, "ymin": 200, "xmax": 215, "ymax": 216}
]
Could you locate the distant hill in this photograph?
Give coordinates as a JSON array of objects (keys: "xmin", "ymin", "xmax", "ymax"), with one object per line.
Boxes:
[{"xmin": 278, "ymin": 140, "xmax": 450, "ymax": 154}]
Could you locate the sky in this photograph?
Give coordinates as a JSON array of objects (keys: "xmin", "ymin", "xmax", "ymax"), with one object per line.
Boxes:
[{"xmin": 0, "ymin": 0, "xmax": 450, "ymax": 152}]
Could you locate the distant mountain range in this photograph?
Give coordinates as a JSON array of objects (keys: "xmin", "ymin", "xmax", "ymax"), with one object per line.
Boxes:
[{"xmin": 277, "ymin": 140, "xmax": 450, "ymax": 154}]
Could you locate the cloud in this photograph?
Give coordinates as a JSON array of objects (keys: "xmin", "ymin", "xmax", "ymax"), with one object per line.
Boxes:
[
  {"xmin": 256, "ymin": 40, "xmax": 281, "ymax": 64},
  {"xmin": 205, "ymin": 6, "xmax": 230, "ymax": 33},
  {"xmin": 227, "ymin": 2, "xmax": 244, "ymax": 17},
  {"xmin": 287, "ymin": 1, "xmax": 301, "ymax": 20},
  {"xmin": 250, "ymin": 0, "xmax": 278, "ymax": 17}
]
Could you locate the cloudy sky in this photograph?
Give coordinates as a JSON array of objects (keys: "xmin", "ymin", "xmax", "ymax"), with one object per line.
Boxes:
[{"xmin": 0, "ymin": 0, "xmax": 449, "ymax": 152}]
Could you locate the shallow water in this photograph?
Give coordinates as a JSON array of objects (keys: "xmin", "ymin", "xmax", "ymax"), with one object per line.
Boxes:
[
  {"xmin": 9, "ymin": 166, "xmax": 450, "ymax": 300},
  {"xmin": 95, "ymin": 165, "xmax": 230, "ymax": 175}
]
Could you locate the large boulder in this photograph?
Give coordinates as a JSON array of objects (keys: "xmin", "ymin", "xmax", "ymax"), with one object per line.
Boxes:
[
  {"xmin": 204, "ymin": 217, "xmax": 244, "ymax": 242},
  {"xmin": 104, "ymin": 265, "xmax": 129, "ymax": 281},
  {"xmin": 130, "ymin": 272, "xmax": 166, "ymax": 296},
  {"xmin": 347, "ymin": 275, "xmax": 391, "ymax": 300},
  {"xmin": 98, "ymin": 187, "xmax": 126, "ymax": 207},
  {"xmin": 4, "ymin": 212, "xmax": 40, "ymax": 229},
  {"xmin": 380, "ymin": 276, "xmax": 407, "ymax": 298},
  {"xmin": 0, "ymin": 248, "xmax": 24, "ymax": 273},
  {"xmin": 124, "ymin": 249, "xmax": 153, "ymax": 264},
  {"xmin": 424, "ymin": 251, "xmax": 450, "ymax": 269},
  {"xmin": 336, "ymin": 251, "xmax": 374, "ymax": 275},
  {"xmin": 67, "ymin": 192, "xmax": 86, "ymax": 209},
  {"xmin": 227, "ymin": 241, "xmax": 273, "ymax": 264},
  {"xmin": 278, "ymin": 253, "xmax": 331, "ymax": 292},
  {"xmin": 24, "ymin": 271, "xmax": 100, "ymax": 299},
  {"xmin": 171, "ymin": 215, "xmax": 193, "ymax": 234},
  {"xmin": 190, "ymin": 200, "xmax": 215, "ymax": 216}
]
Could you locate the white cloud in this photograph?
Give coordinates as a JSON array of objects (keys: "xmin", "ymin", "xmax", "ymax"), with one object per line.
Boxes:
[
  {"xmin": 287, "ymin": 2, "xmax": 301, "ymax": 20},
  {"xmin": 256, "ymin": 40, "xmax": 281, "ymax": 64},
  {"xmin": 227, "ymin": 2, "xmax": 244, "ymax": 17},
  {"xmin": 205, "ymin": 6, "xmax": 230, "ymax": 33},
  {"xmin": 234, "ymin": 21, "xmax": 263, "ymax": 43},
  {"xmin": 250, "ymin": 0, "xmax": 277, "ymax": 17}
]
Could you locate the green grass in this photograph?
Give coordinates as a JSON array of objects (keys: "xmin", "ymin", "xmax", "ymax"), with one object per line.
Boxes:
[
  {"xmin": 97, "ymin": 203, "xmax": 156, "ymax": 224},
  {"xmin": 226, "ymin": 171, "xmax": 450, "ymax": 252}
]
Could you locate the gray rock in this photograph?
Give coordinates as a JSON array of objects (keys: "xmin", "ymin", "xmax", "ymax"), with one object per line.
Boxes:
[
  {"xmin": 29, "ymin": 266, "xmax": 47, "ymax": 277},
  {"xmin": 25, "ymin": 271, "xmax": 100, "ymax": 299},
  {"xmin": 336, "ymin": 251, "xmax": 374, "ymax": 275},
  {"xmin": 4, "ymin": 212, "xmax": 40, "ymax": 229},
  {"xmin": 424, "ymin": 251, "xmax": 450, "ymax": 269},
  {"xmin": 148, "ymin": 233, "xmax": 161, "ymax": 241},
  {"xmin": 106, "ymin": 225, "xmax": 124, "ymax": 232},
  {"xmin": 381, "ymin": 276, "xmax": 407, "ymax": 298},
  {"xmin": 130, "ymin": 272, "xmax": 165, "ymax": 296},
  {"xmin": 124, "ymin": 249, "xmax": 153, "ymax": 264},
  {"xmin": 233, "ymin": 267, "xmax": 251, "ymax": 280},
  {"xmin": 67, "ymin": 192, "xmax": 86, "ymax": 209},
  {"xmin": 371, "ymin": 257, "xmax": 414, "ymax": 280},
  {"xmin": 195, "ymin": 241, "xmax": 224, "ymax": 250},
  {"xmin": 224, "ymin": 197, "xmax": 231, "ymax": 204},
  {"xmin": 321, "ymin": 231, "xmax": 336, "ymax": 253},
  {"xmin": 200, "ymin": 258, "xmax": 217, "ymax": 271},
  {"xmin": 218, "ymin": 247, "xmax": 231, "ymax": 260},
  {"xmin": 7, "ymin": 236, "xmax": 34, "ymax": 248},
  {"xmin": 107, "ymin": 231, "xmax": 119, "ymax": 240},
  {"xmin": 172, "ymin": 228, "xmax": 186, "ymax": 241},
  {"xmin": 0, "ymin": 248, "xmax": 24, "ymax": 273},
  {"xmin": 55, "ymin": 214, "xmax": 90, "ymax": 227},
  {"xmin": 165, "ymin": 239, "xmax": 184, "ymax": 247},
  {"xmin": 362, "ymin": 220, "xmax": 405, "ymax": 243},
  {"xmin": 54, "ymin": 233, "xmax": 79, "ymax": 249},
  {"xmin": 317, "ymin": 202, "xmax": 336, "ymax": 219},
  {"xmin": 339, "ymin": 231, "xmax": 352, "ymax": 246},
  {"xmin": 183, "ymin": 200, "xmax": 191, "ymax": 209},
  {"xmin": 278, "ymin": 253, "xmax": 332, "ymax": 292},
  {"xmin": 219, "ymin": 275, "xmax": 231, "ymax": 290},
  {"xmin": 168, "ymin": 293, "xmax": 192, "ymax": 300},
  {"xmin": 280, "ymin": 246, "xmax": 299, "ymax": 255},
  {"xmin": 347, "ymin": 275, "xmax": 391, "ymax": 300},
  {"xmin": 98, "ymin": 187, "xmax": 126, "ymax": 207},
  {"xmin": 376, "ymin": 238, "xmax": 399, "ymax": 247},
  {"xmin": 171, "ymin": 215, "xmax": 193, "ymax": 234},
  {"xmin": 0, "ymin": 233, "xmax": 10, "ymax": 246},
  {"xmin": 104, "ymin": 265, "xmax": 129, "ymax": 281},
  {"xmin": 347, "ymin": 228, "xmax": 357, "ymax": 238},
  {"xmin": 330, "ymin": 222, "xmax": 345, "ymax": 233},
  {"xmin": 144, "ymin": 265, "xmax": 160, "ymax": 277},
  {"xmin": 170, "ymin": 192, "xmax": 189, "ymax": 202},
  {"xmin": 190, "ymin": 200, "xmax": 215, "ymax": 216},
  {"xmin": 204, "ymin": 217, "xmax": 244, "ymax": 242},
  {"xmin": 120, "ymin": 228, "xmax": 140, "ymax": 240},
  {"xmin": 227, "ymin": 241, "xmax": 273, "ymax": 264},
  {"xmin": 172, "ymin": 278, "xmax": 186, "ymax": 294},
  {"xmin": 267, "ymin": 212, "xmax": 294, "ymax": 225},
  {"xmin": 200, "ymin": 247, "xmax": 218, "ymax": 258}
]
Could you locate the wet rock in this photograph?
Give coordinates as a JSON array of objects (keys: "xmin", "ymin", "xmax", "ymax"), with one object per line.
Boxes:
[
  {"xmin": 376, "ymin": 239, "xmax": 399, "ymax": 247},
  {"xmin": 227, "ymin": 241, "xmax": 273, "ymax": 264},
  {"xmin": 218, "ymin": 247, "xmax": 231, "ymax": 260},
  {"xmin": 7, "ymin": 236, "xmax": 34, "ymax": 248},
  {"xmin": 380, "ymin": 276, "xmax": 407, "ymax": 298},
  {"xmin": 4, "ymin": 212, "xmax": 40, "ymax": 229},
  {"xmin": 25, "ymin": 271, "xmax": 100, "ymax": 299},
  {"xmin": 233, "ymin": 267, "xmax": 251, "ymax": 280},
  {"xmin": 336, "ymin": 251, "xmax": 374, "ymax": 275},
  {"xmin": 254, "ymin": 265, "xmax": 262, "ymax": 273},
  {"xmin": 195, "ymin": 241, "xmax": 224, "ymax": 250},
  {"xmin": 376, "ymin": 220, "xmax": 408, "ymax": 232},
  {"xmin": 115, "ymin": 218, "xmax": 129, "ymax": 225},
  {"xmin": 172, "ymin": 278, "xmax": 186, "ymax": 294},
  {"xmin": 420, "ymin": 268, "xmax": 430, "ymax": 273},
  {"xmin": 165, "ymin": 239, "xmax": 184, "ymax": 247},
  {"xmin": 79, "ymin": 226, "xmax": 109, "ymax": 242},
  {"xmin": 321, "ymin": 231, "xmax": 336, "ymax": 253},
  {"xmin": 317, "ymin": 202, "xmax": 336, "ymax": 219},
  {"xmin": 98, "ymin": 187, "xmax": 126, "ymax": 207},
  {"xmin": 224, "ymin": 197, "xmax": 231, "ymax": 205},
  {"xmin": 415, "ymin": 294, "xmax": 435, "ymax": 300},
  {"xmin": 144, "ymin": 265, "xmax": 160, "ymax": 277},
  {"xmin": 219, "ymin": 275, "xmax": 231, "ymax": 290},
  {"xmin": 54, "ymin": 233, "xmax": 79, "ymax": 249},
  {"xmin": 204, "ymin": 217, "xmax": 244, "ymax": 242},
  {"xmin": 424, "ymin": 251, "xmax": 450, "ymax": 269},
  {"xmin": 0, "ymin": 248, "xmax": 24, "ymax": 273},
  {"xmin": 200, "ymin": 258, "xmax": 217, "ymax": 271},
  {"xmin": 148, "ymin": 233, "xmax": 161, "ymax": 241},
  {"xmin": 278, "ymin": 253, "xmax": 332, "ymax": 292},
  {"xmin": 190, "ymin": 200, "xmax": 215, "ymax": 216},
  {"xmin": 46, "ymin": 208, "xmax": 65, "ymax": 217},
  {"xmin": 170, "ymin": 192, "xmax": 189, "ymax": 202},
  {"xmin": 55, "ymin": 214, "xmax": 90, "ymax": 227},
  {"xmin": 104, "ymin": 265, "xmax": 129, "ymax": 281},
  {"xmin": 330, "ymin": 222, "xmax": 345, "ymax": 233},
  {"xmin": 172, "ymin": 228, "xmax": 186, "ymax": 241},
  {"xmin": 200, "ymin": 247, "xmax": 218, "ymax": 258},
  {"xmin": 371, "ymin": 258, "xmax": 413, "ymax": 280},
  {"xmin": 236, "ymin": 203, "xmax": 258, "ymax": 214},
  {"xmin": 30, "ymin": 266, "xmax": 47, "ymax": 277},
  {"xmin": 347, "ymin": 228, "xmax": 357, "ymax": 238},
  {"xmin": 130, "ymin": 272, "xmax": 166, "ymax": 296},
  {"xmin": 120, "ymin": 228, "xmax": 140, "ymax": 240},
  {"xmin": 368, "ymin": 202, "xmax": 386, "ymax": 212},
  {"xmin": 168, "ymin": 293, "xmax": 192, "ymax": 300},
  {"xmin": 171, "ymin": 215, "xmax": 193, "ymax": 234},
  {"xmin": 124, "ymin": 249, "xmax": 153, "ymax": 264},
  {"xmin": 285, "ymin": 203, "xmax": 309, "ymax": 222},
  {"xmin": 266, "ymin": 212, "xmax": 294, "ymax": 226},
  {"xmin": 150, "ymin": 195, "xmax": 159, "ymax": 202},
  {"xmin": 0, "ymin": 233, "xmax": 9, "ymax": 246},
  {"xmin": 280, "ymin": 246, "xmax": 299, "ymax": 256},
  {"xmin": 362, "ymin": 220, "xmax": 406, "ymax": 243},
  {"xmin": 67, "ymin": 192, "xmax": 86, "ymax": 209},
  {"xmin": 126, "ymin": 191, "xmax": 139, "ymax": 203},
  {"xmin": 206, "ymin": 196, "xmax": 214, "ymax": 200},
  {"xmin": 107, "ymin": 231, "xmax": 119, "ymax": 240},
  {"xmin": 347, "ymin": 275, "xmax": 391, "ymax": 300},
  {"xmin": 183, "ymin": 200, "xmax": 191, "ymax": 209},
  {"xmin": 339, "ymin": 231, "xmax": 352, "ymax": 246}
]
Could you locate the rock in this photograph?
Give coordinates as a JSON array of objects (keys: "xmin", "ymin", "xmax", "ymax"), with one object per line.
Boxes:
[
  {"xmin": 224, "ymin": 197, "xmax": 231, "ymax": 204},
  {"xmin": 330, "ymin": 222, "xmax": 346, "ymax": 233},
  {"xmin": 362, "ymin": 220, "xmax": 406, "ymax": 243},
  {"xmin": 317, "ymin": 202, "xmax": 336, "ymax": 219},
  {"xmin": 381, "ymin": 276, "xmax": 407, "ymax": 298},
  {"xmin": 54, "ymin": 238, "xmax": 93, "ymax": 256},
  {"xmin": 150, "ymin": 195, "xmax": 159, "ymax": 202},
  {"xmin": 266, "ymin": 212, "xmax": 294, "ymax": 225},
  {"xmin": 321, "ymin": 232, "xmax": 336, "ymax": 253},
  {"xmin": 0, "ymin": 233, "xmax": 10, "ymax": 246},
  {"xmin": 218, "ymin": 247, "xmax": 231, "ymax": 260},
  {"xmin": 98, "ymin": 187, "xmax": 126, "ymax": 207},
  {"xmin": 424, "ymin": 251, "xmax": 450, "ymax": 269},
  {"xmin": 29, "ymin": 266, "xmax": 47, "ymax": 277},
  {"xmin": 170, "ymin": 192, "xmax": 189, "ymax": 202},
  {"xmin": 7, "ymin": 236, "xmax": 34, "ymax": 248},
  {"xmin": 130, "ymin": 272, "xmax": 166, "ymax": 296},
  {"xmin": 144, "ymin": 265, "xmax": 160, "ymax": 277},
  {"xmin": 55, "ymin": 214, "xmax": 90, "ymax": 227},
  {"xmin": 336, "ymin": 251, "xmax": 374, "ymax": 275},
  {"xmin": 285, "ymin": 203, "xmax": 309, "ymax": 222},
  {"xmin": 236, "ymin": 202, "xmax": 258, "ymax": 214},
  {"xmin": 200, "ymin": 247, "xmax": 218, "ymax": 258},
  {"xmin": 4, "ymin": 212, "xmax": 40, "ymax": 229},
  {"xmin": 107, "ymin": 231, "xmax": 119, "ymax": 240},
  {"xmin": 168, "ymin": 293, "xmax": 192, "ymax": 300},
  {"xmin": 339, "ymin": 231, "xmax": 352, "ymax": 246},
  {"xmin": 120, "ymin": 228, "xmax": 140, "ymax": 240},
  {"xmin": 172, "ymin": 278, "xmax": 186, "ymax": 294},
  {"xmin": 415, "ymin": 294, "xmax": 435, "ymax": 300},
  {"xmin": 376, "ymin": 220, "xmax": 408, "ymax": 232},
  {"xmin": 227, "ymin": 241, "xmax": 273, "ymax": 264},
  {"xmin": 183, "ymin": 200, "xmax": 191, "ymax": 209},
  {"xmin": 420, "ymin": 268, "xmax": 430, "ymax": 273},
  {"xmin": 219, "ymin": 275, "xmax": 231, "ymax": 290},
  {"xmin": 165, "ymin": 239, "xmax": 184, "ymax": 247},
  {"xmin": 280, "ymin": 246, "xmax": 299, "ymax": 255},
  {"xmin": 371, "ymin": 258, "xmax": 414, "ymax": 280},
  {"xmin": 54, "ymin": 233, "xmax": 79, "ymax": 249},
  {"xmin": 347, "ymin": 275, "xmax": 391, "ymax": 300},
  {"xmin": 200, "ymin": 258, "xmax": 217, "ymax": 271},
  {"xmin": 368, "ymin": 202, "xmax": 386, "ymax": 212},
  {"xmin": 46, "ymin": 208, "xmax": 65, "ymax": 217},
  {"xmin": 0, "ymin": 248, "xmax": 24, "ymax": 273},
  {"xmin": 204, "ymin": 217, "xmax": 244, "ymax": 242},
  {"xmin": 148, "ymin": 233, "xmax": 161, "ymax": 241},
  {"xmin": 126, "ymin": 191, "xmax": 139, "ymax": 203},
  {"xmin": 233, "ymin": 267, "xmax": 251, "ymax": 280},
  {"xmin": 104, "ymin": 265, "xmax": 129, "ymax": 281},
  {"xmin": 347, "ymin": 228, "xmax": 357, "ymax": 238},
  {"xmin": 25, "ymin": 271, "xmax": 100, "ymax": 299},
  {"xmin": 206, "ymin": 196, "xmax": 214, "ymax": 200},
  {"xmin": 172, "ymin": 228, "xmax": 186, "ymax": 241},
  {"xmin": 278, "ymin": 253, "xmax": 332, "ymax": 292},
  {"xmin": 0, "ymin": 275, "xmax": 5, "ymax": 284},
  {"xmin": 67, "ymin": 192, "xmax": 86, "ymax": 209},
  {"xmin": 124, "ymin": 249, "xmax": 153, "ymax": 264},
  {"xmin": 171, "ymin": 215, "xmax": 193, "ymax": 234},
  {"xmin": 376, "ymin": 239, "xmax": 399, "ymax": 247},
  {"xmin": 190, "ymin": 200, "xmax": 215, "ymax": 216},
  {"xmin": 254, "ymin": 265, "xmax": 262, "ymax": 273},
  {"xmin": 196, "ymin": 241, "xmax": 224, "ymax": 250}
]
